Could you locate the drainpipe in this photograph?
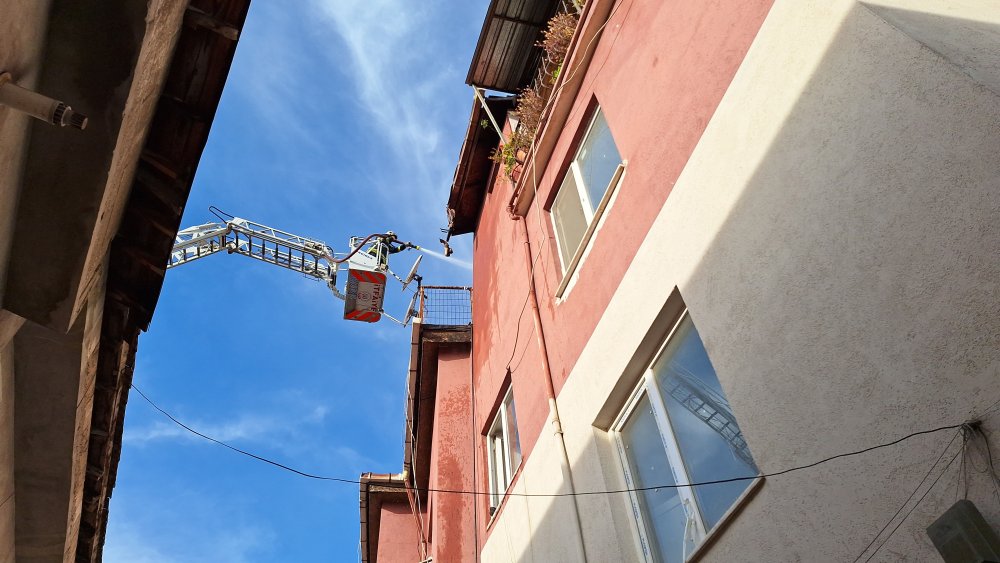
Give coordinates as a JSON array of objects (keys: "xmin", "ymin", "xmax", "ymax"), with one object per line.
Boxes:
[
  {"xmin": 516, "ymin": 216, "xmax": 589, "ymax": 562},
  {"xmin": 470, "ymin": 330, "xmax": 481, "ymax": 562},
  {"xmin": 0, "ymin": 72, "xmax": 88, "ymax": 129}
]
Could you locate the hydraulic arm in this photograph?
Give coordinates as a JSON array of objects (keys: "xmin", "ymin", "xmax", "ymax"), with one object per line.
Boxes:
[{"xmin": 168, "ymin": 209, "xmax": 423, "ymax": 325}]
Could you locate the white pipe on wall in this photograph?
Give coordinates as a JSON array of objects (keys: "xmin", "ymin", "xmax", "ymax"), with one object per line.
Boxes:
[{"xmin": 0, "ymin": 72, "xmax": 87, "ymax": 130}]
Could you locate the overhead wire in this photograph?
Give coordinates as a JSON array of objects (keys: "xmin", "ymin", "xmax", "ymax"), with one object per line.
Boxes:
[
  {"xmin": 131, "ymin": 382, "xmax": 982, "ymax": 500},
  {"xmin": 851, "ymin": 428, "xmax": 963, "ymax": 563},
  {"xmin": 973, "ymin": 425, "xmax": 1000, "ymax": 507},
  {"xmin": 130, "ymin": 384, "xmax": 357, "ymax": 484},
  {"xmin": 858, "ymin": 431, "xmax": 967, "ymax": 563}
]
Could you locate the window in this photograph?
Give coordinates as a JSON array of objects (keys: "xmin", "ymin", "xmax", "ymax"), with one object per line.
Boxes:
[
  {"xmin": 551, "ymin": 108, "xmax": 623, "ymax": 272},
  {"xmin": 613, "ymin": 313, "xmax": 759, "ymax": 562},
  {"xmin": 487, "ymin": 388, "xmax": 522, "ymax": 513}
]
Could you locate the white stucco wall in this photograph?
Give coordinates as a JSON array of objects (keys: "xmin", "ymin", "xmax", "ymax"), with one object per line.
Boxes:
[{"xmin": 483, "ymin": 0, "xmax": 1000, "ymax": 561}]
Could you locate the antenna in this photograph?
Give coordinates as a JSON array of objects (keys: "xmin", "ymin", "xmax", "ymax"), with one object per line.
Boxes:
[
  {"xmin": 401, "ymin": 255, "xmax": 423, "ymax": 292},
  {"xmin": 402, "ymin": 291, "xmax": 420, "ymax": 326}
]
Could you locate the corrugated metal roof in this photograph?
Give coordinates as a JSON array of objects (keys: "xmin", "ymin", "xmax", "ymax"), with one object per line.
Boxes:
[{"xmin": 466, "ymin": 0, "xmax": 563, "ymax": 93}]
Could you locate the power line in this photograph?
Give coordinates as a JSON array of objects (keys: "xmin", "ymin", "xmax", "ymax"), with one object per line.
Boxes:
[
  {"xmin": 860, "ymin": 439, "xmax": 964, "ymax": 563},
  {"xmin": 851, "ymin": 428, "xmax": 963, "ymax": 562},
  {"xmin": 130, "ymin": 384, "xmax": 357, "ymax": 484},
  {"xmin": 131, "ymin": 383, "xmax": 972, "ymax": 499}
]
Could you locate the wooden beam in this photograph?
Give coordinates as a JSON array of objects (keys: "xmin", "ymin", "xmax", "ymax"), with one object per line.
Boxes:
[{"xmin": 185, "ymin": 6, "xmax": 240, "ymax": 41}]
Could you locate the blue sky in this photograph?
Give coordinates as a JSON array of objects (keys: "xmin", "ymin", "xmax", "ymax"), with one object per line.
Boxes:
[{"xmin": 105, "ymin": 1, "xmax": 483, "ymax": 560}]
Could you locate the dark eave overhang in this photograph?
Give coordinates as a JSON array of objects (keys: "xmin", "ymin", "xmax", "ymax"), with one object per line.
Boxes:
[
  {"xmin": 466, "ymin": 0, "xmax": 563, "ymax": 94},
  {"xmin": 447, "ymin": 95, "xmax": 514, "ymax": 236},
  {"xmin": 78, "ymin": 1, "xmax": 251, "ymax": 561},
  {"xmin": 359, "ymin": 473, "xmax": 408, "ymax": 563}
]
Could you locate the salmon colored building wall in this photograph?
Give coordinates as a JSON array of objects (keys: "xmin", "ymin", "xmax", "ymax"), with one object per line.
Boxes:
[
  {"xmin": 375, "ymin": 504, "xmax": 422, "ymax": 562},
  {"xmin": 469, "ymin": 0, "xmax": 774, "ymax": 546},
  {"xmin": 427, "ymin": 346, "xmax": 477, "ymax": 562}
]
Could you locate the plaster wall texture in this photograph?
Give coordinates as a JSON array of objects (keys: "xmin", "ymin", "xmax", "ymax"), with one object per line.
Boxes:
[
  {"xmin": 13, "ymin": 317, "xmax": 86, "ymax": 562},
  {"xmin": 480, "ymin": 0, "xmax": 1000, "ymax": 561},
  {"xmin": 0, "ymin": 0, "xmax": 52, "ymax": 307},
  {"xmin": 376, "ymin": 503, "xmax": 423, "ymax": 563},
  {"xmin": 427, "ymin": 346, "xmax": 476, "ymax": 562}
]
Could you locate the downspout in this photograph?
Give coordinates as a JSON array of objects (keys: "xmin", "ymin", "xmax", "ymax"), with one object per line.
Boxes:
[
  {"xmin": 516, "ymin": 216, "xmax": 589, "ymax": 562},
  {"xmin": 470, "ymin": 324, "xmax": 481, "ymax": 562}
]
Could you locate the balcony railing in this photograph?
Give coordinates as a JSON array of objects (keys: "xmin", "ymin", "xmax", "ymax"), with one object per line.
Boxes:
[
  {"xmin": 418, "ymin": 286, "xmax": 472, "ymax": 327},
  {"xmin": 528, "ymin": 0, "xmax": 582, "ymax": 128}
]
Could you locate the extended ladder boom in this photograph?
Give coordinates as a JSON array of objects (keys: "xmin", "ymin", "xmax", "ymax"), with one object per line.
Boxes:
[
  {"xmin": 170, "ymin": 218, "xmax": 342, "ymax": 295},
  {"xmin": 168, "ymin": 212, "xmax": 424, "ymax": 325}
]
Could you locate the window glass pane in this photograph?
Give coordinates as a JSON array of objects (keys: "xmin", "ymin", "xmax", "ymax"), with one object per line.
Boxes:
[
  {"xmin": 488, "ymin": 422, "xmax": 505, "ymax": 506},
  {"xmin": 505, "ymin": 396, "xmax": 522, "ymax": 473},
  {"xmin": 552, "ymin": 171, "xmax": 588, "ymax": 267},
  {"xmin": 487, "ymin": 433, "xmax": 499, "ymax": 505},
  {"xmin": 620, "ymin": 395, "xmax": 691, "ymax": 563},
  {"xmin": 576, "ymin": 110, "xmax": 621, "ymax": 211},
  {"xmin": 653, "ymin": 317, "xmax": 758, "ymax": 528}
]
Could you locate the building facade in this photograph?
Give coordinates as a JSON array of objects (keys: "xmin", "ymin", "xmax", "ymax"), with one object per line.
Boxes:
[{"xmin": 361, "ymin": 0, "xmax": 1000, "ymax": 561}]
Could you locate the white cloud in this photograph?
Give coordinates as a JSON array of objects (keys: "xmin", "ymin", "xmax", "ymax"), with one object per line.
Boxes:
[
  {"xmin": 104, "ymin": 494, "xmax": 276, "ymax": 563},
  {"xmin": 125, "ymin": 402, "xmax": 329, "ymax": 450},
  {"xmin": 309, "ymin": 0, "xmax": 459, "ymax": 226}
]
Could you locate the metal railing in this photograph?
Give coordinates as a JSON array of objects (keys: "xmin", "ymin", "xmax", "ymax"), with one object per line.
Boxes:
[
  {"xmin": 418, "ymin": 286, "xmax": 472, "ymax": 326},
  {"xmin": 528, "ymin": 0, "xmax": 582, "ymax": 124}
]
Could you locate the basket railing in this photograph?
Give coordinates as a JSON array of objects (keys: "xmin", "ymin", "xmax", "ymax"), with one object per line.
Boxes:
[{"xmin": 418, "ymin": 286, "xmax": 472, "ymax": 326}]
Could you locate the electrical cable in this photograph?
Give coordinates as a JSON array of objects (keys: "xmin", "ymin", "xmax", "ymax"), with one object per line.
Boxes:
[
  {"xmin": 860, "ymin": 438, "xmax": 965, "ymax": 563},
  {"xmin": 973, "ymin": 425, "xmax": 1000, "ymax": 507},
  {"xmin": 130, "ymin": 382, "xmax": 974, "ymax": 499},
  {"xmin": 209, "ymin": 205, "xmax": 235, "ymax": 223},
  {"xmin": 851, "ymin": 428, "xmax": 962, "ymax": 563},
  {"xmin": 130, "ymin": 384, "xmax": 357, "ymax": 484},
  {"xmin": 504, "ymin": 291, "xmax": 533, "ymax": 370}
]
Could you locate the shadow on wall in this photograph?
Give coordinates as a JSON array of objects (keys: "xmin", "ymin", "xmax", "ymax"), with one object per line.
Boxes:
[
  {"xmin": 478, "ymin": 3, "xmax": 1000, "ymax": 562},
  {"xmin": 679, "ymin": 3, "xmax": 1000, "ymax": 562}
]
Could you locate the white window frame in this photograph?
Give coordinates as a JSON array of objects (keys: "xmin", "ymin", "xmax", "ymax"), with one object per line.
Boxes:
[
  {"xmin": 610, "ymin": 310, "xmax": 757, "ymax": 562},
  {"xmin": 551, "ymin": 107, "xmax": 626, "ymax": 293},
  {"xmin": 486, "ymin": 388, "xmax": 521, "ymax": 513}
]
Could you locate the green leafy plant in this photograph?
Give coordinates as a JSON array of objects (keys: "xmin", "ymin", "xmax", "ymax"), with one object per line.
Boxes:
[
  {"xmin": 491, "ymin": 128, "xmax": 533, "ymax": 177},
  {"xmin": 491, "ymin": 10, "xmax": 580, "ymax": 179}
]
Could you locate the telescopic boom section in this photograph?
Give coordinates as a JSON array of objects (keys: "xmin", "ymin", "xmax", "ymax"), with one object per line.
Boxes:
[
  {"xmin": 168, "ymin": 216, "xmax": 424, "ymax": 325},
  {"xmin": 169, "ymin": 218, "xmax": 341, "ymax": 290}
]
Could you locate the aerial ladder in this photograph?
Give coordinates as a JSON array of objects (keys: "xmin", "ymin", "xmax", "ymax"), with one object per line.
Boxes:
[
  {"xmin": 168, "ymin": 208, "xmax": 428, "ymax": 325},
  {"xmin": 663, "ymin": 364, "xmax": 757, "ymax": 470}
]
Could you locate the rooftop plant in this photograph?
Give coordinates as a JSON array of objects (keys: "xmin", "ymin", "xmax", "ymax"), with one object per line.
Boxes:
[{"xmin": 491, "ymin": 8, "xmax": 580, "ymax": 179}]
